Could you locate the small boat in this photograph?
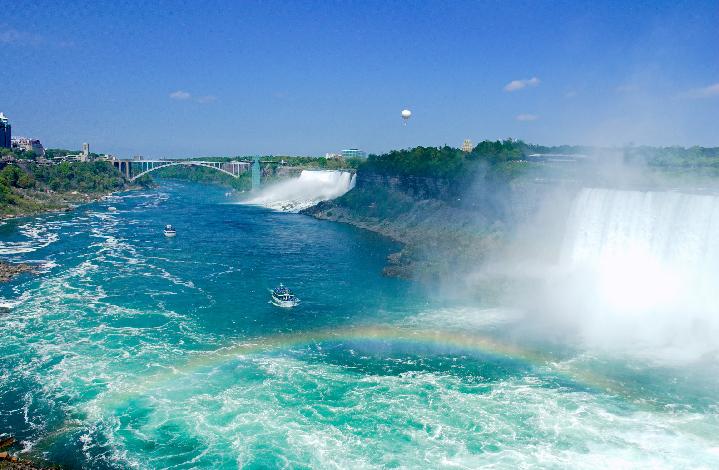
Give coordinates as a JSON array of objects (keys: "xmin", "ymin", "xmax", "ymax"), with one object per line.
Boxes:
[
  {"xmin": 163, "ymin": 224, "xmax": 177, "ymax": 237},
  {"xmin": 108, "ymin": 206, "xmax": 118, "ymax": 212},
  {"xmin": 270, "ymin": 284, "xmax": 300, "ymax": 308}
]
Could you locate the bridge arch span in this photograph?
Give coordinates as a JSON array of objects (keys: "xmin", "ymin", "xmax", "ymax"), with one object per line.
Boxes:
[{"xmin": 128, "ymin": 161, "xmax": 247, "ymax": 181}]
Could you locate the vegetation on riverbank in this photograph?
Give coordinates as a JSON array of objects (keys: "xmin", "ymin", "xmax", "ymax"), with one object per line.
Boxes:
[
  {"xmin": 361, "ymin": 140, "xmax": 719, "ymax": 180},
  {"xmin": 0, "ymin": 158, "xmax": 137, "ymax": 218}
]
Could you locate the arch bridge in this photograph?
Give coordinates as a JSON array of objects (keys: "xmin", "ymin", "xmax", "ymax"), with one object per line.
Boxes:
[{"xmin": 112, "ymin": 157, "xmax": 263, "ymax": 189}]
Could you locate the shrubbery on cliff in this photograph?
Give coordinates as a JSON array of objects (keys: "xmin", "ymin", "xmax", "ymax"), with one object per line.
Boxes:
[
  {"xmin": 360, "ymin": 140, "xmax": 531, "ymax": 185},
  {"xmin": 360, "ymin": 140, "xmax": 719, "ymax": 182},
  {"xmin": 29, "ymin": 161, "xmax": 126, "ymax": 193},
  {"xmin": 0, "ymin": 161, "xmax": 131, "ymax": 216}
]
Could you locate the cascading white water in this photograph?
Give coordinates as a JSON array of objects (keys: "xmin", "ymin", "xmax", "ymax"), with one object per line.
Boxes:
[
  {"xmin": 557, "ymin": 188, "xmax": 719, "ymax": 361},
  {"xmin": 243, "ymin": 170, "xmax": 356, "ymax": 212}
]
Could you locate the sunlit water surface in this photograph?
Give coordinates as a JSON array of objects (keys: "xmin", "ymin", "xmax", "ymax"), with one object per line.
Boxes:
[{"xmin": 0, "ymin": 181, "xmax": 717, "ymax": 469}]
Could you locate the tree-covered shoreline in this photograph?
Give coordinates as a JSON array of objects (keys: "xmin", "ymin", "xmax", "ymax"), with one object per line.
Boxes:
[
  {"xmin": 362, "ymin": 140, "xmax": 719, "ymax": 177},
  {"xmin": 0, "ymin": 159, "xmax": 138, "ymax": 218}
]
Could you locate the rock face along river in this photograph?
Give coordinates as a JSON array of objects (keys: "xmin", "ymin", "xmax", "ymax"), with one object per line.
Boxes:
[{"xmin": 0, "ymin": 180, "xmax": 717, "ymax": 469}]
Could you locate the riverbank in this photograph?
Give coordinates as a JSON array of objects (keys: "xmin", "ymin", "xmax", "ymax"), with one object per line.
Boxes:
[
  {"xmin": 0, "ymin": 161, "xmax": 148, "ymax": 221},
  {"xmin": 0, "ymin": 436, "xmax": 54, "ymax": 469},
  {"xmin": 0, "ymin": 455, "xmax": 55, "ymax": 469},
  {"xmin": 0, "ymin": 188, "xmax": 109, "ymax": 220},
  {"xmin": 0, "ymin": 185, "xmax": 152, "ymax": 221},
  {"xmin": 302, "ymin": 171, "xmax": 523, "ymax": 280}
]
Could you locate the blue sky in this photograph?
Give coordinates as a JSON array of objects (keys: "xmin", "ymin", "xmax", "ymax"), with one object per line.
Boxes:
[{"xmin": 1, "ymin": 0, "xmax": 717, "ymax": 157}]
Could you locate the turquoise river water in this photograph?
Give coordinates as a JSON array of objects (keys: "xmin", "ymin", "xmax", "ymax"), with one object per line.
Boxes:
[{"xmin": 0, "ymin": 180, "xmax": 717, "ymax": 469}]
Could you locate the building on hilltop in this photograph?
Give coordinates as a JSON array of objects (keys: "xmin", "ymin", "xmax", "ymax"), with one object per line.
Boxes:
[
  {"xmin": 341, "ymin": 148, "xmax": 366, "ymax": 158},
  {"xmin": 0, "ymin": 113, "xmax": 11, "ymax": 149},
  {"xmin": 462, "ymin": 139, "xmax": 473, "ymax": 153},
  {"xmin": 53, "ymin": 143, "xmax": 93, "ymax": 163},
  {"xmin": 53, "ymin": 153, "xmax": 82, "ymax": 163},
  {"xmin": 11, "ymin": 137, "xmax": 46, "ymax": 157}
]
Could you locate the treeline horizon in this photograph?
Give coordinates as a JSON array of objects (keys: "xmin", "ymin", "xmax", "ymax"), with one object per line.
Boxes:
[{"xmin": 9, "ymin": 140, "xmax": 716, "ymax": 166}]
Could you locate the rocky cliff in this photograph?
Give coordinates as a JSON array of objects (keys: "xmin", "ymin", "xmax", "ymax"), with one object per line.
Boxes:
[{"xmin": 303, "ymin": 170, "xmax": 567, "ymax": 280}]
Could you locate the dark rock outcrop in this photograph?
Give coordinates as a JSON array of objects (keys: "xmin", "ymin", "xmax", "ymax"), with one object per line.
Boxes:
[{"xmin": 0, "ymin": 262, "xmax": 35, "ymax": 283}]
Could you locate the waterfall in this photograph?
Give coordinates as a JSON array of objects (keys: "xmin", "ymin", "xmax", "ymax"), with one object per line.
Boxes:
[
  {"xmin": 243, "ymin": 170, "xmax": 356, "ymax": 212},
  {"xmin": 562, "ymin": 188, "xmax": 719, "ymax": 273},
  {"xmin": 555, "ymin": 188, "xmax": 719, "ymax": 360}
]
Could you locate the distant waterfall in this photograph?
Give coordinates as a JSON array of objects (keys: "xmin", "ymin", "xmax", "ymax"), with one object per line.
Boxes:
[
  {"xmin": 557, "ymin": 188, "xmax": 719, "ymax": 359},
  {"xmin": 243, "ymin": 170, "xmax": 356, "ymax": 212}
]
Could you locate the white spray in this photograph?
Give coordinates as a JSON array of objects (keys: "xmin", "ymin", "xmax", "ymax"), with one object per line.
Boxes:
[
  {"xmin": 243, "ymin": 170, "xmax": 356, "ymax": 212},
  {"xmin": 550, "ymin": 187, "xmax": 719, "ymax": 362}
]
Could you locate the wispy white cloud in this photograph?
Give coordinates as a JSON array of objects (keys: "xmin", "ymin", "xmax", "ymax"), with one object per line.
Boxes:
[
  {"xmin": 683, "ymin": 82, "xmax": 719, "ymax": 99},
  {"xmin": 169, "ymin": 91, "xmax": 217, "ymax": 104},
  {"xmin": 0, "ymin": 26, "xmax": 44, "ymax": 46},
  {"xmin": 504, "ymin": 77, "xmax": 540, "ymax": 92},
  {"xmin": 195, "ymin": 95, "xmax": 217, "ymax": 104},
  {"xmin": 169, "ymin": 90, "xmax": 192, "ymax": 100},
  {"xmin": 516, "ymin": 113, "xmax": 539, "ymax": 121}
]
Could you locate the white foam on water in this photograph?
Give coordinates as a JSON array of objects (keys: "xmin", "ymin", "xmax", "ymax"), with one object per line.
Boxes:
[
  {"xmin": 0, "ymin": 221, "xmax": 60, "ymax": 255},
  {"xmin": 243, "ymin": 170, "xmax": 356, "ymax": 212},
  {"xmin": 0, "ymin": 203, "xmax": 215, "ymax": 462},
  {"xmin": 81, "ymin": 355, "xmax": 719, "ymax": 469}
]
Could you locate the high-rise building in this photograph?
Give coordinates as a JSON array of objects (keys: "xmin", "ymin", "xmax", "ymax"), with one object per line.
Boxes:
[
  {"xmin": 0, "ymin": 113, "xmax": 11, "ymax": 149},
  {"xmin": 462, "ymin": 139, "xmax": 473, "ymax": 153},
  {"xmin": 341, "ymin": 148, "xmax": 367, "ymax": 159}
]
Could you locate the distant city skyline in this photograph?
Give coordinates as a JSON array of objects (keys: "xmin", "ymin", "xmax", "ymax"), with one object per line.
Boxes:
[{"xmin": 1, "ymin": 0, "xmax": 718, "ymax": 157}]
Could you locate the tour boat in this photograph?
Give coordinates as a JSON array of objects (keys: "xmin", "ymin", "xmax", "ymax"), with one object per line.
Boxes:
[
  {"xmin": 270, "ymin": 284, "xmax": 300, "ymax": 308},
  {"xmin": 163, "ymin": 224, "xmax": 177, "ymax": 237}
]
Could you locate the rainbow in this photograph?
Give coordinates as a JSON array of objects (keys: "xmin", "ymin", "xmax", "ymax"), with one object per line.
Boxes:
[
  {"xmin": 92, "ymin": 324, "xmax": 625, "ymax": 410},
  {"xmin": 28, "ymin": 324, "xmax": 635, "ymax": 459}
]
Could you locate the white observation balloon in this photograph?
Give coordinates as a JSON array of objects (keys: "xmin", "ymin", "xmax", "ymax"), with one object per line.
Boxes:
[{"xmin": 401, "ymin": 109, "xmax": 412, "ymax": 125}]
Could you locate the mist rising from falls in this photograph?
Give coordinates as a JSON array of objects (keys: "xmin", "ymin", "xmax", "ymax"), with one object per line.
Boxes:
[
  {"xmin": 553, "ymin": 188, "xmax": 719, "ymax": 361},
  {"xmin": 243, "ymin": 170, "xmax": 356, "ymax": 212}
]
